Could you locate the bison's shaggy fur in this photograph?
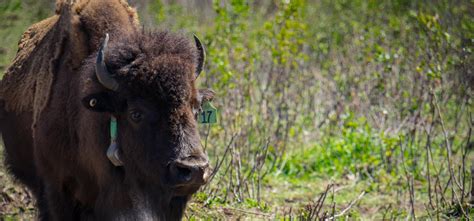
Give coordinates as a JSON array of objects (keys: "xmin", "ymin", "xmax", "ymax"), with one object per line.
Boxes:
[
  {"xmin": 0, "ymin": 0, "xmax": 138, "ymax": 124},
  {"xmin": 0, "ymin": 15, "xmax": 60, "ymax": 122},
  {"xmin": 103, "ymin": 31, "xmax": 197, "ymax": 107},
  {"xmin": 0, "ymin": 0, "xmax": 211, "ymax": 220}
]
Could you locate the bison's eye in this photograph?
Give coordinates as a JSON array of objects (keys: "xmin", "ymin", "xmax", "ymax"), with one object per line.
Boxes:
[{"xmin": 129, "ymin": 110, "xmax": 143, "ymax": 123}]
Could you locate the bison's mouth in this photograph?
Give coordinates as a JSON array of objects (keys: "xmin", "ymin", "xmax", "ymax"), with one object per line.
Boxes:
[{"xmin": 172, "ymin": 184, "xmax": 203, "ymax": 196}]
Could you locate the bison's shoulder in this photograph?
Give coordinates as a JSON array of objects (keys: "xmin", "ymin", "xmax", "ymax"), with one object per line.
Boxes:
[
  {"xmin": 0, "ymin": 15, "xmax": 59, "ymax": 114},
  {"xmin": 5, "ymin": 15, "xmax": 59, "ymax": 78},
  {"xmin": 15, "ymin": 16, "xmax": 59, "ymax": 65}
]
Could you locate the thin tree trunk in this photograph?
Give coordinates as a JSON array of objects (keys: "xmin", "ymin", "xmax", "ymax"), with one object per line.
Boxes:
[{"xmin": 471, "ymin": 165, "xmax": 474, "ymax": 203}]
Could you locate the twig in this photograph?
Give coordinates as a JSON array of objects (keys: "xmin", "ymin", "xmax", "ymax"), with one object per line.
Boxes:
[
  {"xmin": 433, "ymin": 90, "xmax": 468, "ymax": 218},
  {"xmin": 221, "ymin": 207, "xmax": 271, "ymax": 217},
  {"xmin": 208, "ymin": 134, "xmax": 237, "ymax": 183},
  {"xmin": 400, "ymin": 140, "xmax": 416, "ymax": 220},
  {"xmin": 424, "ymin": 121, "xmax": 435, "ymax": 210},
  {"xmin": 328, "ymin": 191, "xmax": 365, "ymax": 219},
  {"xmin": 314, "ymin": 184, "xmax": 333, "ymax": 217},
  {"xmin": 461, "ymin": 123, "xmax": 471, "ymax": 205}
]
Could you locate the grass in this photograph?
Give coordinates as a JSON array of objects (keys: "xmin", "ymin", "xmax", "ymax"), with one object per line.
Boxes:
[
  {"xmin": 0, "ymin": 140, "xmax": 35, "ymax": 219},
  {"xmin": 184, "ymin": 144, "xmax": 473, "ymax": 220},
  {"xmin": 1, "ymin": 141, "xmax": 471, "ymax": 219}
]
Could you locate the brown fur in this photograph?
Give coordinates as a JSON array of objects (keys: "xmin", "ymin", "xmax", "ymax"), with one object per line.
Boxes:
[
  {"xmin": 0, "ymin": 0, "xmax": 211, "ymax": 220},
  {"xmin": 107, "ymin": 31, "xmax": 197, "ymax": 107},
  {"xmin": 0, "ymin": 0, "xmax": 138, "ymax": 125},
  {"xmin": 0, "ymin": 15, "xmax": 60, "ymax": 118}
]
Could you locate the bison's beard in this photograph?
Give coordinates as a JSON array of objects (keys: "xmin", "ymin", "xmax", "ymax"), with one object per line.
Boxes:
[
  {"xmin": 130, "ymin": 191, "xmax": 189, "ymax": 221},
  {"xmin": 95, "ymin": 178, "xmax": 191, "ymax": 221}
]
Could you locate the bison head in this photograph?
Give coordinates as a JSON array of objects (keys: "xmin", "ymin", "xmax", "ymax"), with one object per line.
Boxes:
[{"xmin": 81, "ymin": 31, "xmax": 214, "ymax": 218}]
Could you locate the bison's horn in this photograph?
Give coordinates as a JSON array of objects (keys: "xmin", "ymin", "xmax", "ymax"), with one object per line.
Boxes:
[
  {"xmin": 96, "ymin": 33, "xmax": 119, "ymax": 91},
  {"xmin": 193, "ymin": 34, "xmax": 206, "ymax": 79}
]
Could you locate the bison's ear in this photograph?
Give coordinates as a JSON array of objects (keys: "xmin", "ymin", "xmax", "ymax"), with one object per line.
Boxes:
[
  {"xmin": 82, "ymin": 93, "xmax": 115, "ymax": 112},
  {"xmin": 198, "ymin": 89, "xmax": 215, "ymax": 104},
  {"xmin": 194, "ymin": 34, "xmax": 205, "ymax": 78}
]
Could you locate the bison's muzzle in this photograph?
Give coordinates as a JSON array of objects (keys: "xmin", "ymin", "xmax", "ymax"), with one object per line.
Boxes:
[{"xmin": 168, "ymin": 155, "xmax": 211, "ymax": 195}]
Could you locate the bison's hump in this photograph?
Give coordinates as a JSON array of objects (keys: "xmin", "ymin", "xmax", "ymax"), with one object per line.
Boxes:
[{"xmin": 0, "ymin": 15, "xmax": 59, "ymax": 115}]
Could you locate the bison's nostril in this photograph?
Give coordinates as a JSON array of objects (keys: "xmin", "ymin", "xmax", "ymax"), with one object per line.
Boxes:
[
  {"xmin": 169, "ymin": 158, "xmax": 209, "ymax": 187},
  {"xmin": 176, "ymin": 165, "xmax": 193, "ymax": 182}
]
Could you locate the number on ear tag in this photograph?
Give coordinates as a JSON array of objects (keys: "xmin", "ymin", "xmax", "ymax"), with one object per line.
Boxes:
[{"xmin": 198, "ymin": 101, "xmax": 217, "ymax": 124}]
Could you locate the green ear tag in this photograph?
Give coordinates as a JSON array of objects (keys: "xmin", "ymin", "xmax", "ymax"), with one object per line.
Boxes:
[
  {"xmin": 198, "ymin": 101, "xmax": 217, "ymax": 124},
  {"xmin": 110, "ymin": 117, "xmax": 118, "ymax": 142}
]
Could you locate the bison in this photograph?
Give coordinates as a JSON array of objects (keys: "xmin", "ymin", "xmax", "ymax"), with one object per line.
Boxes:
[{"xmin": 0, "ymin": 0, "xmax": 214, "ymax": 220}]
